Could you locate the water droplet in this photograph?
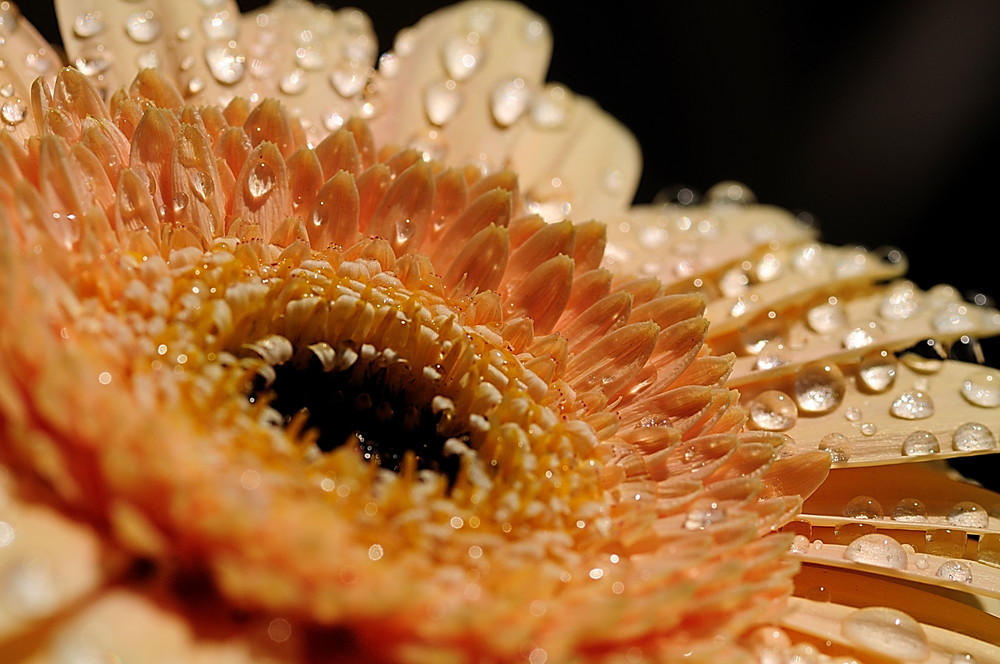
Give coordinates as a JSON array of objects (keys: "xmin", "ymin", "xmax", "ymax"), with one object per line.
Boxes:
[
  {"xmin": 834, "ymin": 248, "xmax": 869, "ymax": 277},
  {"xmin": 136, "ymin": 49, "xmax": 159, "ymax": 70},
  {"xmin": 794, "ymin": 362, "xmax": 845, "ymax": 414},
  {"xmin": 753, "ymin": 343, "xmax": 789, "ymax": 371},
  {"xmin": 423, "ymin": 79, "xmax": 462, "ymax": 127},
  {"xmin": 890, "ymin": 391, "xmax": 934, "ymax": 419},
  {"xmin": 279, "ymin": 68, "xmax": 307, "ymax": 95},
  {"xmin": 491, "ymin": 77, "xmax": 531, "ymax": 127},
  {"xmin": 125, "ymin": 11, "xmax": 161, "ymax": 43},
  {"xmin": 0, "ymin": 3, "xmax": 19, "ymax": 34},
  {"xmin": 0, "ymin": 100, "xmax": 25, "ymax": 125},
  {"xmin": 190, "ymin": 170, "xmax": 214, "ymax": 202},
  {"xmin": 395, "ymin": 218, "xmax": 414, "ymax": 245},
  {"xmin": 531, "ymin": 84, "xmax": 568, "ymax": 128},
  {"xmin": 247, "ymin": 161, "xmax": 275, "ymax": 199},
  {"xmin": 843, "ymin": 495, "xmax": 884, "ymax": 520},
  {"xmin": 843, "ymin": 534, "xmax": 907, "ymax": 569},
  {"xmin": 74, "ymin": 11, "xmax": 105, "ymax": 38},
  {"xmin": 749, "ymin": 390, "xmax": 797, "ymax": 431},
  {"xmin": 186, "ymin": 76, "xmax": 206, "ymax": 95},
  {"xmin": 947, "ymin": 501, "xmax": 989, "ymax": 528},
  {"xmin": 892, "ymin": 498, "xmax": 928, "ymax": 522},
  {"xmin": 295, "ymin": 45, "xmax": 325, "ymax": 71},
  {"xmin": 330, "ymin": 64, "xmax": 365, "ymax": 97},
  {"xmin": 880, "ymin": 280, "xmax": 923, "ymax": 320},
  {"xmin": 841, "ymin": 607, "xmax": 929, "ymax": 661},
  {"xmin": 857, "ymin": 350, "xmax": 897, "ymax": 393},
  {"xmin": 719, "ymin": 267, "xmax": 749, "ymax": 298},
  {"xmin": 933, "ymin": 303, "xmax": 975, "ymax": 334},
  {"xmin": 173, "ymin": 192, "xmax": 189, "ymax": 212},
  {"xmin": 753, "ymin": 253, "xmax": 783, "ymax": 282},
  {"xmin": 819, "ymin": 433, "xmax": 851, "ymax": 463},
  {"xmin": 925, "ymin": 529, "xmax": 967, "ymax": 557},
  {"xmin": 953, "ymin": 422, "xmax": 997, "ymax": 452},
  {"xmin": 842, "ymin": 325, "xmax": 876, "ymax": 350},
  {"xmin": 0, "ymin": 83, "xmax": 12, "ymax": 98},
  {"xmin": 24, "ymin": 51, "xmax": 53, "ymax": 77},
  {"xmin": 202, "ymin": 10, "xmax": 238, "ymax": 41},
  {"xmin": 936, "ymin": 560, "xmax": 973, "ymax": 584},
  {"xmin": 860, "ymin": 422, "xmax": 877, "ymax": 436},
  {"xmin": 901, "ymin": 430, "xmax": 940, "ymax": 456},
  {"xmin": 789, "ymin": 534, "xmax": 810, "ymax": 554},
  {"xmin": 75, "ymin": 45, "xmax": 112, "ymax": 76},
  {"xmin": 683, "ymin": 501, "xmax": 725, "ymax": 530},
  {"xmin": 442, "ymin": 33, "xmax": 482, "ymax": 81},
  {"xmin": 806, "ymin": 300, "xmax": 846, "ymax": 333},
  {"xmin": 952, "ymin": 654, "xmax": 977, "ymax": 664},
  {"xmin": 204, "ymin": 44, "xmax": 245, "ymax": 85},
  {"xmin": 524, "ymin": 19, "xmax": 545, "ymax": 42},
  {"xmin": 706, "ymin": 181, "xmax": 755, "ymax": 205},
  {"xmin": 960, "ymin": 369, "xmax": 1000, "ymax": 408}
]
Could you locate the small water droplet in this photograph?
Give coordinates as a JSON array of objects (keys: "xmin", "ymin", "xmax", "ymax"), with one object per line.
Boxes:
[
  {"xmin": 531, "ymin": 84, "xmax": 568, "ymax": 128},
  {"xmin": 753, "ymin": 343, "xmax": 789, "ymax": 371},
  {"xmin": 683, "ymin": 501, "xmax": 725, "ymax": 530},
  {"xmin": 491, "ymin": 77, "xmax": 531, "ymax": 127},
  {"xmin": 953, "ymin": 422, "xmax": 997, "ymax": 452},
  {"xmin": 395, "ymin": 218, "xmax": 414, "ymax": 245},
  {"xmin": 0, "ymin": 83, "xmax": 12, "ymax": 98},
  {"xmin": 247, "ymin": 161, "xmax": 275, "ymax": 199},
  {"xmin": 819, "ymin": 433, "xmax": 851, "ymax": 463},
  {"xmin": 322, "ymin": 111, "xmax": 345, "ymax": 131},
  {"xmin": 841, "ymin": 607, "xmax": 929, "ymax": 661},
  {"xmin": 842, "ymin": 324, "xmax": 876, "ymax": 350},
  {"xmin": 834, "ymin": 248, "xmax": 869, "ymax": 277},
  {"xmin": 202, "ymin": 10, "xmax": 238, "ymax": 41},
  {"xmin": 933, "ymin": 303, "xmax": 975, "ymax": 334},
  {"xmin": 173, "ymin": 192, "xmax": 189, "ymax": 212},
  {"xmin": 860, "ymin": 422, "xmax": 877, "ymax": 436},
  {"xmin": 423, "ymin": 79, "xmax": 462, "ymax": 126},
  {"xmin": 706, "ymin": 181, "xmax": 755, "ymax": 205},
  {"xmin": 890, "ymin": 391, "xmax": 934, "ymax": 419},
  {"xmin": 947, "ymin": 501, "xmax": 989, "ymax": 528},
  {"xmin": 794, "ymin": 362, "xmax": 845, "ymax": 414},
  {"xmin": 136, "ymin": 50, "xmax": 159, "ymax": 70},
  {"xmin": 330, "ymin": 64, "xmax": 365, "ymax": 97},
  {"xmin": 880, "ymin": 280, "xmax": 923, "ymax": 320},
  {"xmin": 442, "ymin": 33, "xmax": 482, "ymax": 81},
  {"xmin": 0, "ymin": 3, "xmax": 19, "ymax": 34},
  {"xmin": 857, "ymin": 350, "xmax": 897, "ymax": 393},
  {"xmin": 902, "ymin": 430, "xmax": 940, "ymax": 456},
  {"xmin": 75, "ymin": 45, "xmax": 112, "ymax": 76},
  {"xmin": 190, "ymin": 170, "xmax": 213, "ymax": 201},
  {"xmin": 845, "ymin": 406, "xmax": 862, "ymax": 422},
  {"xmin": 125, "ymin": 11, "xmax": 161, "ymax": 43},
  {"xmin": 843, "ymin": 534, "xmax": 907, "ymax": 569},
  {"xmin": 960, "ymin": 369, "xmax": 1000, "ymax": 408},
  {"xmin": 295, "ymin": 45, "xmax": 325, "ymax": 71},
  {"xmin": 378, "ymin": 51, "xmax": 400, "ymax": 78},
  {"xmin": 186, "ymin": 76, "xmax": 206, "ymax": 95},
  {"xmin": 74, "ymin": 11, "xmax": 105, "ymax": 38},
  {"xmin": 279, "ymin": 68, "xmax": 307, "ymax": 95},
  {"xmin": 936, "ymin": 560, "xmax": 973, "ymax": 584},
  {"xmin": 0, "ymin": 100, "xmax": 25, "ymax": 125},
  {"xmin": 806, "ymin": 300, "xmax": 846, "ymax": 333},
  {"xmin": 844, "ymin": 495, "xmax": 884, "ymax": 520},
  {"xmin": 204, "ymin": 44, "xmax": 245, "ymax": 85},
  {"xmin": 749, "ymin": 390, "xmax": 797, "ymax": 431},
  {"xmin": 952, "ymin": 654, "xmax": 978, "ymax": 664},
  {"xmin": 892, "ymin": 498, "xmax": 928, "ymax": 522}
]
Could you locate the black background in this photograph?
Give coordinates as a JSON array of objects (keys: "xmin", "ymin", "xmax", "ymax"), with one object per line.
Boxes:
[{"xmin": 20, "ymin": 1, "xmax": 1000, "ymax": 488}]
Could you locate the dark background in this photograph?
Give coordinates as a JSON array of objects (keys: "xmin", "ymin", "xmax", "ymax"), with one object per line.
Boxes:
[{"xmin": 21, "ymin": 1, "xmax": 1000, "ymax": 488}]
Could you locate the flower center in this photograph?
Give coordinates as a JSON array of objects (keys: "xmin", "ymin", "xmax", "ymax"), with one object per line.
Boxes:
[{"xmin": 249, "ymin": 339, "xmax": 469, "ymax": 482}]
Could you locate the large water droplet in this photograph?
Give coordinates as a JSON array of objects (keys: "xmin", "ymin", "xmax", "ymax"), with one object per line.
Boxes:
[
  {"xmin": 204, "ymin": 44, "xmax": 245, "ymax": 85},
  {"xmin": 843, "ymin": 534, "xmax": 907, "ymax": 569},
  {"xmin": 125, "ymin": 11, "xmax": 161, "ymax": 43},
  {"xmin": 491, "ymin": 77, "xmax": 531, "ymax": 127},
  {"xmin": 858, "ymin": 350, "xmax": 897, "ymax": 393},
  {"xmin": 902, "ymin": 430, "xmax": 940, "ymax": 456},
  {"xmin": 795, "ymin": 362, "xmax": 845, "ymax": 414},
  {"xmin": 818, "ymin": 433, "xmax": 851, "ymax": 463},
  {"xmin": 424, "ymin": 79, "xmax": 462, "ymax": 126},
  {"xmin": 806, "ymin": 300, "xmax": 846, "ymax": 333},
  {"xmin": 936, "ymin": 560, "xmax": 973, "ymax": 584},
  {"xmin": 843, "ymin": 495, "xmax": 884, "ymax": 520},
  {"xmin": 953, "ymin": 422, "xmax": 997, "ymax": 452},
  {"xmin": 947, "ymin": 501, "xmax": 989, "ymax": 528},
  {"xmin": 841, "ymin": 607, "xmax": 929, "ymax": 661},
  {"xmin": 330, "ymin": 65, "xmax": 365, "ymax": 97},
  {"xmin": 442, "ymin": 33, "xmax": 482, "ymax": 81},
  {"xmin": 890, "ymin": 391, "xmax": 934, "ymax": 419},
  {"xmin": 749, "ymin": 390, "xmax": 797, "ymax": 431},
  {"xmin": 0, "ymin": 100, "xmax": 25, "ymax": 125},
  {"xmin": 247, "ymin": 161, "xmax": 275, "ymax": 200},
  {"xmin": 74, "ymin": 11, "xmax": 105, "ymax": 38},
  {"xmin": 960, "ymin": 369, "xmax": 1000, "ymax": 408},
  {"xmin": 880, "ymin": 280, "xmax": 923, "ymax": 320},
  {"xmin": 190, "ymin": 170, "xmax": 214, "ymax": 201},
  {"xmin": 892, "ymin": 498, "xmax": 928, "ymax": 522}
]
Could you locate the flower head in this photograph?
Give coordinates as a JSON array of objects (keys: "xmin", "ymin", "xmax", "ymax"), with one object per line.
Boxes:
[{"xmin": 0, "ymin": 1, "xmax": 998, "ymax": 663}]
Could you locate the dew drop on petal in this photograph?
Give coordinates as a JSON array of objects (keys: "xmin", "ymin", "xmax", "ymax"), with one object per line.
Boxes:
[
  {"xmin": 860, "ymin": 422, "xmax": 877, "ymax": 436},
  {"xmin": 490, "ymin": 77, "xmax": 531, "ymax": 127},
  {"xmin": 880, "ymin": 281, "xmax": 923, "ymax": 320},
  {"xmin": 202, "ymin": 10, "xmax": 238, "ymax": 41},
  {"xmin": 330, "ymin": 65, "xmax": 366, "ymax": 98},
  {"xmin": 953, "ymin": 422, "xmax": 997, "ymax": 452},
  {"xmin": 683, "ymin": 501, "xmax": 725, "ymax": 530},
  {"xmin": 902, "ymin": 430, "xmax": 940, "ymax": 456},
  {"xmin": 789, "ymin": 535, "xmax": 810, "ymax": 554},
  {"xmin": 890, "ymin": 391, "xmax": 934, "ymax": 419},
  {"xmin": 74, "ymin": 12, "xmax": 105, "ymax": 38},
  {"xmin": 247, "ymin": 161, "xmax": 275, "ymax": 200},
  {"xmin": 947, "ymin": 501, "xmax": 989, "ymax": 529},
  {"xmin": 841, "ymin": 607, "xmax": 929, "ymax": 661},
  {"xmin": 423, "ymin": 79, "xmax": 462, "ymax": 126},
  {"xmin": 936, "ymin": 560, "xmax": 973, "ymax": 584},
  {"xmin": 818, "ymin": 433, "xmax": 851, "ymax": 463},
  {"xmin": 843, "ymin": 534, "xmax": 907, "ymax": 569},
  {"xmin": 892, "ymin": 498, "xmax": 928, "ymax": 523},
  {"xmin": 204, "ymin": 44, "xmax": 245, "ymax": 85},
  {"xmin": 857, "ymin": 350, "xmax": 897, "ymax": 393},
  {"xmin": 0, "ymin": 100, "xmax": 25, "ymax": 125},
  {"xmin": 794, "ymin": 362, "xmax": 845, "ymax": 414},
  {"xmin": 806, "ymin": 300, "xmax": 846, "ymax": 333},
  {"xmin": 843, "ymin": 495, "xmax": 884, "ymax": 520},
  {"xmin": 842, "ymin": 325, "xmax": 876, "ymax": 350},
  {"xmin": 125, "ymin": 11, "xmax": 161, "ymax": 43},
  {"xmin": 279, "ymin": 69, "xmax": 307, "ymax": 95},
  {"xmin": 442, "ymin": 34, "xmax": 482, "ymax": 81},
  {"xmin": 706, "ymin": 181, "xmax": 754, "ymax": 205},
  {"xmin": 749, "ymin": 390, "xmax": 797, "ymax": 431},
  {"xmin": 960, "ymin": 369, "xmax": 1000, "ymax": 408},
  {"xmin": 531, "ymin": 84, "xmax": 568, "ymax": 128}
]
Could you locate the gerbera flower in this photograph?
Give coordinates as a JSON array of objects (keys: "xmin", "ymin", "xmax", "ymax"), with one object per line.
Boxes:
[{"xmin": 0, "ymin": 1, "xmax": 996, "ymax": 663}]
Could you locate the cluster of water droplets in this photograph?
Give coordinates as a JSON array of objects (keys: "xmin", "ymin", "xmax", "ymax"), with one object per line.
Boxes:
[{"xmin": 0, "ymin": 0, "xmax": 56, "ymax": 127}]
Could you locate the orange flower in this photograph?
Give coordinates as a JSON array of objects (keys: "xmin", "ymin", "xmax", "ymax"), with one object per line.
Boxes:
[{"xmin": 0, "ymin": 2, "xmax": 997, "ymax": 663}]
